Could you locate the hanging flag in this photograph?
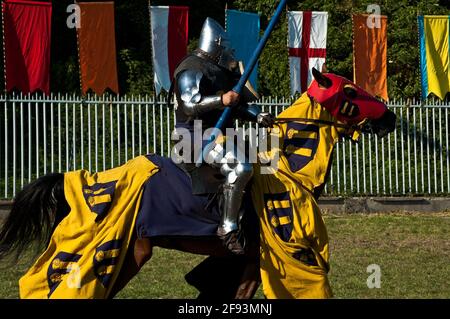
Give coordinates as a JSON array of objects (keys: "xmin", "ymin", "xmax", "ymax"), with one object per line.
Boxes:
[
  {"xmin": 418, "ymin": 15, "xmax": 450, "ymax": 100},
  {"xmin": 77, "ymin": 2, "xmax": 119, "ymax": 95},
  {"xmin": 353, "ymin": 14, "xmax": 388, "ymax": 101},
  {"xmin": 149, "ymin": 6, "xmax": 189, "ymax": 95},
  {"xmin": 288, "ymin": 11, "xmax": 328, "ymax": 95},
  {"xmin": 3, "ymin": 0, "xmax": 52, "ymax": 95},
  {"xmin": 225, "ymin": 9, "xmax": 260, "ymax": 90}
]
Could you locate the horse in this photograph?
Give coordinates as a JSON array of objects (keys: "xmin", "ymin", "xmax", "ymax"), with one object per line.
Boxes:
[{"xmin": 0, "ymin": 69, "xmax": 396, "ymax": 299}]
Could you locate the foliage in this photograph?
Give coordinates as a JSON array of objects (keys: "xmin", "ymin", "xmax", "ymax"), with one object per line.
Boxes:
[
  {"xmin": 233, "ymin": 0, "xmax": 449, "ymax": 98},
  {"xmin": 119, "ymin": 49, "xmax": 153, "ymax": 96},
  {"xmin": 1, "ymin": 0, "xmax": 448, "ymax": 98}
]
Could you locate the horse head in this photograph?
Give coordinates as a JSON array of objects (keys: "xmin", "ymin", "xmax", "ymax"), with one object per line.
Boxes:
[
  {"xmin": 307, "ymin": 67, "xmax": 396, "ymax": 139},
  {"xmin": 265, "ymin": 68, "xmax": 397, "ymax": 196}
]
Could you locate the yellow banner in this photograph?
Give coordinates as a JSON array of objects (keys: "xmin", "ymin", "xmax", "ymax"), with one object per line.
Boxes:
[{"xmin": 420, "ymin": 15, "xmax": 450, "ymax": 100}]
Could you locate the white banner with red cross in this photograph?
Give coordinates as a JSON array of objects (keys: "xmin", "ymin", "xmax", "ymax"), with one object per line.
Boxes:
[{"xmin": 288, "ymin": 11, "xmax": 328, "ymax": 95}]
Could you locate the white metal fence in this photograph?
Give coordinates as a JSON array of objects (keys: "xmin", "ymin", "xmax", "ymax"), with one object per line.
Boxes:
[{"xmin": 1, "ymin": 93, "xmax": 449, "ymax": 199}]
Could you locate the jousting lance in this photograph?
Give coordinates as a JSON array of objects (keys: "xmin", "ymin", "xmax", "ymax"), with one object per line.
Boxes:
[{"xmin": 196, "ymin": 0, "xmax": 288, "ymax": 167}]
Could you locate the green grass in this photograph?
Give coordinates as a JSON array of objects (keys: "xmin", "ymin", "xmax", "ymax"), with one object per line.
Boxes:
[
  {"xmin": 115, "ymin": 248, "xmax": 207, "ymax": 299},
  {"xmin": 1, "ymin": 212, "xmax": 449, "ymax": 299},
  {"xmin": 0, "ymin": 251, "xmax": 38, "ymax": 299},
  {"xmin": 326, "ymin": 212, "xmax": 450, "ymax": 299}
]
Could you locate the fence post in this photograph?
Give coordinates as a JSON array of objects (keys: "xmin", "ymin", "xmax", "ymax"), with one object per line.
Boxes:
[{"xmin": 1, "ymin": 94, "xmax": 450, "ymax": 199}]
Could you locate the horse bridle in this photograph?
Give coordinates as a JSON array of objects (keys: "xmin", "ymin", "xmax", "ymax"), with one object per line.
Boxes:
[
  {"xmin": 273, "ymin": 117, "xmax": 366, "ymax": 136},
  {"xmin": 271, "ymin": 95, "xmax": 370, "ymax": 135}
]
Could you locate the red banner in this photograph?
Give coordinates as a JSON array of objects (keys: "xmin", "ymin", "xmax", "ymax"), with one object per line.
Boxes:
[
  {"xmin": 3, "ymin": 0, "xmax": 52, "ymax": 95},
  {"xmin": 77, "ymin": 2, "xmax": 119, "ymax": 95}
]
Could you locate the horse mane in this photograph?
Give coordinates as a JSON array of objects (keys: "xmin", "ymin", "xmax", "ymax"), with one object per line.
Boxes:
[{"xmin": 0, "ymin": 173, "xmax": 67, "ymax": 263}]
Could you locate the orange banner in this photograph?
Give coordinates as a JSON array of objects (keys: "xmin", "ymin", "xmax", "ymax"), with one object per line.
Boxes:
[
  {"xmin": 77, "ymin": 2, "xmax": 119, "ymax": 95},
  {"xmin": 353, "ymin": 14, "xmax": 388, "ymax": 101}
]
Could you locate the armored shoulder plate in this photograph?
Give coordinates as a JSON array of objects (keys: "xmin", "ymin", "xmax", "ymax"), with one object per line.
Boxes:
[
  {"xmin": 178, "ymin": 70, "xmax": 203, "ymax": 104},
  {"xmin": 176, "ymin": 68, "xmax": 224, "ymax": 117}
]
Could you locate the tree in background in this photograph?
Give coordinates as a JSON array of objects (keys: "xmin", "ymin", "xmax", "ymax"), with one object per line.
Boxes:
[
  {"xmin": 0, "ymin": 0, "xmax": 448, "ymax": 98},
  {"xmin": 233, "ymin": 0, "xmax": 449, "ymax": 99}
]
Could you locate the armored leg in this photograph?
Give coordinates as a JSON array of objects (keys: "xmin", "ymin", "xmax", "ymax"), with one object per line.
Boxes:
[
  {"xmin": 218, "ymin": 161, "xmax": 253, "ymax": 234},
  {"xmin": 206, "ymin": 142, "xmax": 253, "ymax": 254}
]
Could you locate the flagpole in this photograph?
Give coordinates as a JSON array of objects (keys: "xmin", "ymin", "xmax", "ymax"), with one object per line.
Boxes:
[
  {"xmin": 196, "ymin": 0, "xmax": 288, "ymax": 166},
  {"xmin": 224, "ymin": 3, "xmax": 228, "ymax": 32},
  {"xmin": 1, "ymin": 2, "xmax": 7, "ymax": 95}
]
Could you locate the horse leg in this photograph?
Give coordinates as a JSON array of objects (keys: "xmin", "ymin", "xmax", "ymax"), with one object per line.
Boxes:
[
  {"xmin": 234, "ymin": 259, "xmax": 261, "ymax": 299},
  {"xmin": 108, "ymin": 236, "xmax": 153, "ymax": 298},
  {"xmin": 234, "ymin": 233, "xmax": 261, "ymax": 299}
]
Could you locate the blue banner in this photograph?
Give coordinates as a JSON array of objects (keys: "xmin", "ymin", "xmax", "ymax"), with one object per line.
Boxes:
[{"xmin": 226, "ymin": 9, "xmax": 260, "ymax": 90}]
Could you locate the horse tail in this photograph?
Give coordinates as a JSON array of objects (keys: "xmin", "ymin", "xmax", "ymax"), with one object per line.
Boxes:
[{"xmin": 0, "ymin": 173, "xmax": 66, "ymax": 261}]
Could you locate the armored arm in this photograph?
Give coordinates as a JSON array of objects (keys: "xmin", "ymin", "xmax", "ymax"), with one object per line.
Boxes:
[{"xmin": 176, "ymin": 70, "xmax": 225, "ymax": 117}]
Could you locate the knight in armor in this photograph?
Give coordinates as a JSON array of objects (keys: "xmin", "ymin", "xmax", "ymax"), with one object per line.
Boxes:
[{"xmin": 171, "ymin": 18, "xmax": 274, "ymax": 254}]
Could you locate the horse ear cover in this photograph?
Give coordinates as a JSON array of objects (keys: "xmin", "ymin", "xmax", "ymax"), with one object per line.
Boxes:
[
  {"xmin": 312, "ymin": 67, "xmax": 332, "ymax": 88},
  {"xmin": 307, "ymin": 68, "xmax": 387, "ymax": 125}
]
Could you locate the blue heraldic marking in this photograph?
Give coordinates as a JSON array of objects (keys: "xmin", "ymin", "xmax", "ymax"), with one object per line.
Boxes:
[
  {"xmin": 93, "ymin": 239, "xmax": 122, "ymax": 288},
  {"xmin": 47, "ymin": 251, "xmax": 82, "ymax": 297},
  {"xmin": 283, "ymin": 123, "xmax": 319, "ymax": 173},
  {"xmin": 82, "ymin": 180, "xmax": 118, "ymax": 220},
  {"xmin": 264, "ymin": 191, "xmax": 293, "ymax": 242}
]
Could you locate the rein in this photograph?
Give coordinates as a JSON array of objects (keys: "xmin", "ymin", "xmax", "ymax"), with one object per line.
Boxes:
[{"xmin": 274, "ymin": 117, "xmax": 359, "ymax": 130}]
